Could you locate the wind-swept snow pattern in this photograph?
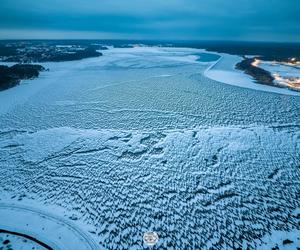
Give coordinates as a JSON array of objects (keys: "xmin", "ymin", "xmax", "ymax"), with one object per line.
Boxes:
[{"xmin": 0, "ymin": 47, "xmax": 299, "ymax": 249}]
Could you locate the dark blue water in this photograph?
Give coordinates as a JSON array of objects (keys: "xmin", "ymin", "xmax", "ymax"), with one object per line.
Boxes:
[{"xmin": 195, "ymin": 52, "xmax": 220, "ymax": 62}]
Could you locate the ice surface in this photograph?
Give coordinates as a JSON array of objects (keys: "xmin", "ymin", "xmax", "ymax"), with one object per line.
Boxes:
[
  {"xmin": 258, "ymin": 228, "xmax": 300, "ymax": 250},
  {"xmin": 0, "ymin": 47, "xmax": 299, "ymax": 249}
]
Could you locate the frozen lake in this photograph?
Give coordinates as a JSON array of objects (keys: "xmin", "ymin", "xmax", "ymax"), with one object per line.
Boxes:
[{"xmin": 0, "ymin": 47, "xmax": 299, "ymax": 249}]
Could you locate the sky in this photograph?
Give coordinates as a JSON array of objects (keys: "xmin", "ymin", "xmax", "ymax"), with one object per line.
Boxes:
[{"xmin": 0, "ymin": 0, "xmax": 299, "ymax": 42}]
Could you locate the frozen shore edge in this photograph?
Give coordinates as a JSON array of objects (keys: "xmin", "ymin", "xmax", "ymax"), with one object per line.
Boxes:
[
  {"xmin": 204, "ymin": 53, "xmax": 300, "ymax": 97},
  {"xmin": 0, "ymin": 202, "xmax": 98, "ymax": 250}
]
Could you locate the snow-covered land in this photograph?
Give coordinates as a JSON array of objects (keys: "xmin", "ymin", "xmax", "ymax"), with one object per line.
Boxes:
[
  {"xmin": 259, "ymin": 61, "xmax": 300, "ymax": 79},
  {"xmin": 204, "ymin": 53, "xmax": 300, "ymax": 96},
  {"xmin": 258, "ymin": 60, "xmax": 300, "ymax": 90},
  {"xmin": 0, "ymin": 47, "xmax": 299, "ymax": 249}
]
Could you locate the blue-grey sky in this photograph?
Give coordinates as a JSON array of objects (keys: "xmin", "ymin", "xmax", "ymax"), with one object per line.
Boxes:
[{"xmin": 0, "ymin": 0, "xmax": 299, "ymax": 41}]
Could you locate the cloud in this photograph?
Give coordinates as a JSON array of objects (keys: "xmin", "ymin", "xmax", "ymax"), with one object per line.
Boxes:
[{"xmin": 0, "ymin": 0, "xmax": 299, "ymax": 41}]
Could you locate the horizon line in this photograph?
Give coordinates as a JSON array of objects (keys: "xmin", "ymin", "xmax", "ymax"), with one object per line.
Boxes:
[{"xmin": 1, "ymin": 38, "xmax": 300, "ymax": 45}]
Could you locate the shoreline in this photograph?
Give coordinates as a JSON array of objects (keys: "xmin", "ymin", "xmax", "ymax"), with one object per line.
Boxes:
[
  {"xmin": 204, "ymin": 53, "xmax": 300, "ymax": 96},
  {"xmin": 0, "ymin": 64, "xmax": 45, "ymax": 91},
  {"xmin": 0, "ymin": 202, "xmax": 98, "ymax": 250}
]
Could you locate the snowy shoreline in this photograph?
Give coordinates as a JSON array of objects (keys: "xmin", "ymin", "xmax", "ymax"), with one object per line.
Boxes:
[
  {"xmin": 0, "ymin": 201, "xmax": 98, "ymax": 250},
  {"xmin": 204, "ymin": 53, "xmax": 300, "ymax": 96}
]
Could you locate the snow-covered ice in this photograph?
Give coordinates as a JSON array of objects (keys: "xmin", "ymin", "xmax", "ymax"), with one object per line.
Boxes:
[{"xmin": 0, "ymin": 46, "xmax": 299, "ymax": 249}]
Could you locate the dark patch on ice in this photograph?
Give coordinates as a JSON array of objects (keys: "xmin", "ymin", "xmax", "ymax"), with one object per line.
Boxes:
[
  {"xmin": 283, "ymin": 239, "xmax": 293, "ymax": 244},
  {"xmin": 2, "ymin": 144, "xmax": 23, "ymax": 149},
  {"xmin": 268, "ymin": 168, "xmax": 280, "ymax": 179},
  {"xmin": 69, "ymin": 214, "xmax": 78, "ymax": 220},
  {"xmin": 267, "ymin": 206, "xmax": 281, "ymax": 213},
  {"xmin": 3, "ymin": 239, "xmax": 10, "ymax": 245},
  {"xmin": 212, "ymin": 154, "xmax": 218, "ymax": 164}
]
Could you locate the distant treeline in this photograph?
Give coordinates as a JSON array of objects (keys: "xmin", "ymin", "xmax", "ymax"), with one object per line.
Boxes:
[
  {"xmin": 37, "ymin": 48, "xmax": 103, "ymax": 62},
  {"xmin": 0, "ymin": 42, "xmax": 104, "ymax": 63},
  {"xmin": 171, "ymin": 41, "xmax": 300, "ymax": 62},
  {"xmin": 0, "ymin": 64, "xmax": 45, "ymax": 91},
  {"xmin": 235, "ymin": 58, "xmax": 274, "ymax": 85},
  {"xmin": 1, "ymin": 40, "xmax": 298, "ymax": 62}
]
